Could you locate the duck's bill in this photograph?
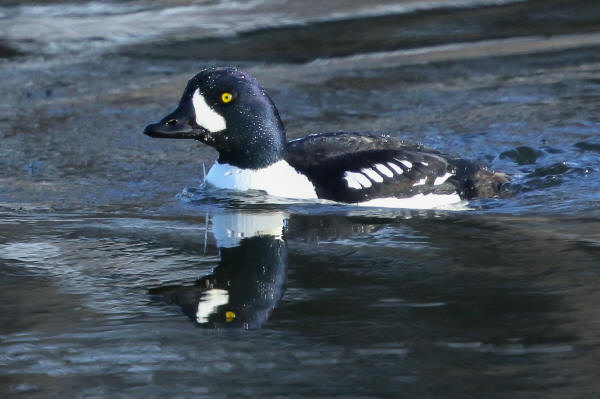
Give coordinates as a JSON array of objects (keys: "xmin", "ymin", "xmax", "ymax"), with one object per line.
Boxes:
[
  {"xmin": 143, "ymin": 103, "xmax": 208, "ymax": 140},
  {"xmin": 143, "ymin": 123, "xmax": 205, "ymax": 139}
]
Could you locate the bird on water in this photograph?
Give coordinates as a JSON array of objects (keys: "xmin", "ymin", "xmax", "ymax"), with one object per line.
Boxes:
[{"xmin": 144, "ymin": 68, "xmax": 507, "ymax": 209}]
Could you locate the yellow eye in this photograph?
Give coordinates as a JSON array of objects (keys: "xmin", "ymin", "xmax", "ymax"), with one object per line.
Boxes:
[
  {"xmin": 225, "ymin": 311, "xmax": 236, "ymax": 322},
  {"xmin": 221, "ymin": 92, "xmax": 233, "ymax": 103}
]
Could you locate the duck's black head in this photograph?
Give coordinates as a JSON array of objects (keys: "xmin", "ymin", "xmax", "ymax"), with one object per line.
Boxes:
[{"xmin": 144, "ymin": 68, "xmax": 286, "ymax": 169}]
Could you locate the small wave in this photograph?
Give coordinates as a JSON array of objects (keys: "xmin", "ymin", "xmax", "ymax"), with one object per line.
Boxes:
[
  {"xmin": 305, "ymin": 33, "xmax": 600, "ymax": 72},
  {"xmin": 499, "ymin": 146, "xmax": 544, "ymax": 165},
  {"xmin": 441, "ymin": 341, "xmax": 574, "ymax": 355},
  {"xmin": 0, "ymin": 1, "xmax": 151, "ymax": 19},
  {"xmin": 575, "ymin": 141, "xmax": 600, "ymax": 153},
  {"xmin": 321, "ymin": 0, "xmax": 526, "ymax": 22},
  {"xmin": 1, "ymin": 0, "xmax": 525, "ymax": 57}
]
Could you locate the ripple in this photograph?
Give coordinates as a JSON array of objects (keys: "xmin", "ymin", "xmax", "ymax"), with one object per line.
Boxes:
[
  {"xmin": 575, "ymin": 141, "xmax": 600, "ymax": 153},
  {"xmin": 499, "ymin": 146, "xmax": 544, "ymax": 165},
  {"xmin": 441, "ymin": 341, "xmax": 575, "ymax": 355}
]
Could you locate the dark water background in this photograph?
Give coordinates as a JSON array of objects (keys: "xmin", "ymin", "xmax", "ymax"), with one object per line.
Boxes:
[{"xmin": 1, "ymin": 0, "xmax": 600, "ymax": 397}]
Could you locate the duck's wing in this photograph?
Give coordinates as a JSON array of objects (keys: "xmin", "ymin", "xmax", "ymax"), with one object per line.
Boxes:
[
  {"xmin": 286, "ymin": 132, "xmax": 507, "ymax": 202},
  {"xmin": 286, "ymin": 132, "xmax": 455, "ymax": 203}
]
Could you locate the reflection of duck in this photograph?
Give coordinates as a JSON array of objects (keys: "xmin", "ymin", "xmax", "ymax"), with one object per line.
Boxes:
[
  {"xmin": 149, "ymin": 211, "xmax": 287, "ymax": 329},
  {"xmin": 144, "ymin": 68, "xmax": 508, "ymax": 209}
]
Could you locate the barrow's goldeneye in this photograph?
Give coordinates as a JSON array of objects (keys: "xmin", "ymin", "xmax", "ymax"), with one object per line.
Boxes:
[{"xmin": 144, "ymin": 68, "xmax": 507, "ymax": 208}]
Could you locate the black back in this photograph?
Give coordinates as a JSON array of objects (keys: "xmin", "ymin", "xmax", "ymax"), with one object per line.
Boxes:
[{"xmin": 286, "ymin": 132, "xmax": 504, "ymax": 201}]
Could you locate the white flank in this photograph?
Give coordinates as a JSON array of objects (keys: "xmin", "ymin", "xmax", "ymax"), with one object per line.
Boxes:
[
  {"xmin": 434, "ymin": 172, "xmax": 454, "ymax": 185},
  {"xmin": 361, "ymin": 167, "xmax": 383, "ymax": 183},
  {"xmin": 375, "ymin": 163, "xmax": 394, "ymax": 177},
  {"xmin": 196, "ymin": 289, "xmax": 229, "ymax": 323},
  {"xmin": 191, "ymin": 89, "xmax": 227, "ymax": 132},
  {"xmin": 205, "ymin": 160, "xmax": 318, "ymax": 199},
  {"xmin": 203, "ymin": 161, "xmax": 468, "ymax": 211},
  {"xmin": 211, "ymin": 211, "xmax": 286, "ymax": 248},
  {"xmin": 387, "ymin": 162, "xmax": 403, "ymax": 175},
  {"xmin": 356, "ymin": 193, "xmax": 465, "ymax": 210}
]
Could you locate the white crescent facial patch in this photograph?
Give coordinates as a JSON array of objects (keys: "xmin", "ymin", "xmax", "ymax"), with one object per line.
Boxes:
[{"xmin": 192, "ymin": 89, "xmax": 227, "ymax": 133}]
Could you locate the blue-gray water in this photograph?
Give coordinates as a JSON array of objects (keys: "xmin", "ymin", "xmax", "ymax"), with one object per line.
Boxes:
[{"xmin": 1, "ymin": 0, "xmax": 600, "ymax": 398}]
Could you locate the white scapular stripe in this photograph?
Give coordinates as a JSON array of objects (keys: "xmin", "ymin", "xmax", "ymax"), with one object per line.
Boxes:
[
  {"xmin": 398, "ymin": 159, "xmax": 413, "ymax": 169},
  {"xmin": 387, "ymin": 162, "xmax": 403, "ymax": 175},
  {"xmin": 196, "ymin": 289, "xmax": 229, "ymax": 323},
  {"xmin": 434, "ymin": 172, "xmax": 454, "ymax": 185},
  {"xmin": 192, "ymin": 89, "xmax": 227, "ymax": 132},
  {"xmin": 206, "ymin": 160, "xmax": 318, "ymax": 199},
  {"xmin": 343, "ymin": 171, "xmax": 363, "ymax": 189},
  {"xmin": 361, "ymin": 167, "xmax": 383, "ymax": 183},
  {"xmin": 343, "ymin": 171, "xmax": 372, "ymax": 189},
  {"xmin": 374, "ymin": 163, "xmax": 394, "ymax": 177}
]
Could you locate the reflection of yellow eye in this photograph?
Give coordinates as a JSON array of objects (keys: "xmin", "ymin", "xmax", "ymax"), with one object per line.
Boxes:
[
  {"xmin": 221, "ymin": 92, "xmax": 233, "ymax": 103},
  {"xmin": 225, "ymin": 311, "xmax": 236, "ymax": 322}
]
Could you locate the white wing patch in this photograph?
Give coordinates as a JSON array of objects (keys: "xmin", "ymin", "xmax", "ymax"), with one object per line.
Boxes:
[
  {"xmin": 387, "ymin": 162, "xmax": 403, "ymax": 175},
  {"xmin": 192, "ymin": 89, "xmax": 227, "ymax": 132},
  {"xmin": 361, "ymin": 167, "xmax": 383, "ymax": 183},
  {"xmin": 374, "ymin": 163, "xmax": 394, "ymax": 177},
  {"xmin": 434, "ymin": 172, "xmax": 454, "ymax": 185},
  {"xmin": 343, "ymin": 171, "xmax": 372, "ymax": 189}
]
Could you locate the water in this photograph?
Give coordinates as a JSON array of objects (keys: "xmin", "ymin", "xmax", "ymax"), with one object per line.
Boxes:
[{"xmin": 1, "ymin": 0, "xmax": 600, "ymax": 397}]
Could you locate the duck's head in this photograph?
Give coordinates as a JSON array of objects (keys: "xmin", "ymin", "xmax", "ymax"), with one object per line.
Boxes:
[{"xmin": 144, "ymin": 68, "xmax": 286, "ymax": 169}]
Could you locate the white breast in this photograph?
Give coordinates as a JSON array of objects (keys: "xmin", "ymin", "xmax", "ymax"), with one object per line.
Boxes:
[{"xmin": 205, "ymin": 160, "xmax": 318, "ymax": 200}]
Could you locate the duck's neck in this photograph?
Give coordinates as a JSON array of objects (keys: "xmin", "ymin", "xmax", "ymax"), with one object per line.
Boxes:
[
  {"xmin": 217, "ymin": 140, "xmax": 285, "ymax": 169},
  {"xmin": 215, "ymin": 104, "xmax": 287, "ymax": 170}
]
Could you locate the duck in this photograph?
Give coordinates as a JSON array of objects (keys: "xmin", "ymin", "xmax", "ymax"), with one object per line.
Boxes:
[{"xmin": 144, "ymin": 67, "xmax": 507, "ymax": 209}]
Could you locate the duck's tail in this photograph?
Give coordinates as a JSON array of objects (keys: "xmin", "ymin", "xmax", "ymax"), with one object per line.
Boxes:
[
  {"xmin": 450, "ymin": 159, "xmax": 510, "ymax": 199},
  {"xmin": 470, "ymin": 169, "xmax": 510, "ymax": 198}
]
